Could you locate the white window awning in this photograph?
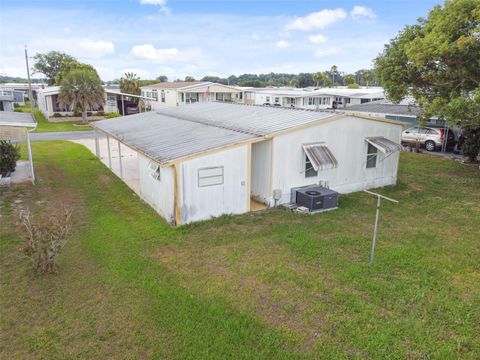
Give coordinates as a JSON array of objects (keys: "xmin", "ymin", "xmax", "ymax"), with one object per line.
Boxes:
[
  {"xmin": 365, "ymin": 137, "xmax": 403, "ymax": 154},
  {"xmin": 302, "ymin": 143, "xmax": 338, "ymax": 171}
]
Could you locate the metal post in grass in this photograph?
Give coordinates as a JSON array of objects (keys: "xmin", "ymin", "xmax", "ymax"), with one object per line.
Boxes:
[
  {"xmin": 364, "ymin": 190, "xmax": 399, "ymax": 264},
  {"xmin": 107, "ymin": 135, "xmax": 112, "ymax": 169},
  {"xmin": 118, "ymin": 140, "xmax": 123, "ymax": 179}
]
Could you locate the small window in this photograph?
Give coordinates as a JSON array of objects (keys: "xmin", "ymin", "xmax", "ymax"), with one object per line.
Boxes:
[
  {"xmin": 198, "ymin": 166, "xmax": 224, "ymax": 187},
  {"xmin": 266, "ymin": 96, "xmax": 270, "ymax": 102},
  {"xmin": 161, "ymin": 90, "xmax": 165, "ymax": 103},
  {"xmin": 305, "ymin": 155, "xmax": 318, "ymax": 178},
  {"xmin": 274, "ymin": 97, "xmax": 280, "ymax": 103},
  {"xmin": 148, "ymin": 162, "xmax": 161, "ymax": 180},
  {"xmin": 366, "ymin": 143, "xmax": 378, "ymax": 168}
]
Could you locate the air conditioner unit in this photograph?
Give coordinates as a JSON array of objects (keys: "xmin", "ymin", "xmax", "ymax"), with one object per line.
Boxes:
[{"xmin": 294, "ymin": 186, "xmax": 338, "ymax": 212}]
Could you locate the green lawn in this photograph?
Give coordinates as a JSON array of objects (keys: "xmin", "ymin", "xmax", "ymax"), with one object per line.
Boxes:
[
  {"xmin": 1, "ymin": 141, "xmax": 479, "ymax": 359},
  {"xmin": 15, "ymin": 101, "xmax": 93, "ymax": 132}
]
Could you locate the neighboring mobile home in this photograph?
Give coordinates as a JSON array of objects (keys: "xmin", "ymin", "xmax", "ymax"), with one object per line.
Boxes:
[
  {"xmin": 246, "ymin": 87, "xmax": 385, "ymax": 109},
  {"xmin": 93, "ymin": 102, "xmax": 404, "ymax": 225},
  {"xmin": 140, "ymin": 81, "xmax": 243, "ymax": 108},
  {"xmin": 36, "ymin": 87, "xmax": 156, "ymax": 118}
]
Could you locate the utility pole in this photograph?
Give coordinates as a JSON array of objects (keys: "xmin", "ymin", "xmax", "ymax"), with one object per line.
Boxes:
[
  {"xmin": 25, "ymin": 45, "xmax": 34, "ymax": 114},
  {"xmin": 363, "ymin": 190, "xmax": 399, "ymax": 264}
]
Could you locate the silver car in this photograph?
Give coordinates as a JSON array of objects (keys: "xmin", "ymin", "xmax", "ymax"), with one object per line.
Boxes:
[{"xmin": 401, "ymin": 126, "xmax": 454, "ymax": 151}]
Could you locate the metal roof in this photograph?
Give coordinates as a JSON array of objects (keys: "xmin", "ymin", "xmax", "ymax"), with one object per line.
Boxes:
[
  {"xmin": 347, "ymin": 99, "xmax": 421, "ymax": 116},
  {"xmin": 155, "ymin": 102, "xmax": 337, "ymax": 136},
  {"xmin": 0, "ymin": 111, "xmax": 36, "ymax": 127},
  {"xmin": 365, "ymin": 137, "xmax": 403, "ymax": 154},
  {"xmin": 93, "ymin": 111, "xmax": 257, "ymax": 164},
  {"xmin": 302, "ymin": 143, "xmax": 338, "ymax": 171}
]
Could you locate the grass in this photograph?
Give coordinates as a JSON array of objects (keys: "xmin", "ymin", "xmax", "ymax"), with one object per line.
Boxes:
[
  {"xmin": 15, "ymin": 101, "xmax": 93, "ymax": 132},
  {"xmin": 1, "ymin": 141, "xmax": 479, "ymax": 359}
]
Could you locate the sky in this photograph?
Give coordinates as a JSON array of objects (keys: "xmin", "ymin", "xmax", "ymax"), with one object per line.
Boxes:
[{"xmin": 0, "ymin": 0, "xmax": 442, "ymax": 81}]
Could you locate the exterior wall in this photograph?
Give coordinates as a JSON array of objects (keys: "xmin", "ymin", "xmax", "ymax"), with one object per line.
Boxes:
[
  {"xmin": 269, "ymin": 116, "xmax": 402, "ymax": 205},
  {"xmin": 138, "ymin": 154, "xmax": 175, "ymax": 223},
  {"xmin": 251, "ymin": 140, "xmax": 272, "ymax": 204},
  {"xmin": 0, "ymin": 100, "xmax": 14, "ymax": 112},
  {"xmin": 178, "ymin": 145, "xmax": 249, "ymax": 224}
]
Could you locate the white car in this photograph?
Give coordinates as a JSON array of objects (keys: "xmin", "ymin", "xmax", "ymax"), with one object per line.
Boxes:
[{"xmin": 401, "ymin": 126, "xmax": 454, "ymax": 151}]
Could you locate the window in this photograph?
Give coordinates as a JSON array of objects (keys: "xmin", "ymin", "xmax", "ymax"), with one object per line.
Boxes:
[
  {"xmin": 148, "ymin": 162, "xmax": 161, "ymax": 181},
  {"xmin": 308, "ymin": 97, "xmax": 314, "ymax": 105},
  {"xmin": 305, "ymin": 154, "xmax": 318, "ymax": 177},
  {"xmin": 266, "ymin": 96, "xmax": 270, "ymax": 102},
  {"xmin": 151, "ymin": 89, "xmax": 158, "ymax": 101},
  {"xmin": 274, "ymin": 97, "xmax": 280, "ymax": 103},
  {"xmin": 366, "ymin": 143, "xmax": 378, "ymax": 168},
  {"xmin": 161, "ymin": 90, "xmax": 165, "ymax": 103},
  {"xmin": 198, "ymin": 166, "xmax": 224, "ymax": 187}
]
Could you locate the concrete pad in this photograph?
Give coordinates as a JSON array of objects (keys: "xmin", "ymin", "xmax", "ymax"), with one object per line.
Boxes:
[
  {"xmin": 71, "ymin": 137, "xmax": 141, "ymax": 194},
  {"xmin": 0, "ymin": 161, "xmax": 32, "ymax": 186}
]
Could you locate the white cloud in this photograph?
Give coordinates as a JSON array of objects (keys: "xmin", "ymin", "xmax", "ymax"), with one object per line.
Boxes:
[
  {"xmin": 313, "ymin": 47, "xmax": 342, "ymax": 58},
  {"xmin": 286, "ymin": 8, "xmax": 347, "ymax": 31},
  {"xmin": 76, "ymin": 39, "xmax": 114, "ymax": 58},
  {"xmin": 309, "ymin": 34, "xmax": 328, "ymax": 44},
  {"xmin": 350, "ymin": 6, "xmax": 376, "ymax": 20},
  {"xmin": 139, "ymin": 0, "xmax": 170, "ymax": 14},
  {"xmin": 131, "ymin": 44, "xmax": 179, "ymax": 63},
  {"xmin": 276, "ymin": 40, "xmax": 291, "ymax": 48}
]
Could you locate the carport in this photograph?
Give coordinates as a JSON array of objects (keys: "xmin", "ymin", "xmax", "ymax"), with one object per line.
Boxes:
[{"xmin": 0, "ymin": 112, "xmax": 37, "ymax": 184}]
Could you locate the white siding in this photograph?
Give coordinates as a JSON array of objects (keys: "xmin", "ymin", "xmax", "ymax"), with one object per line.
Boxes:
[
  {"xmin": 178, "ymin": 145, "xmax": 249, "ymax": 224},
  {"xmin": 251, "ymin": 140, "xmax": 272, "ymax": 204},
  {"xmin": 270, "ymin": 116, "xmax": 402, "ymax": 204},
  {"xmin": 138, "ymin": 154, "xmax": 175, "ymax": 223}
]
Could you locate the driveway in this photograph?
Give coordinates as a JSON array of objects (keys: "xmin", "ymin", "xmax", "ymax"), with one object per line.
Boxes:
[{"xmin": 30, "ymin": 130, "xmax": 94, "ymax": 141}]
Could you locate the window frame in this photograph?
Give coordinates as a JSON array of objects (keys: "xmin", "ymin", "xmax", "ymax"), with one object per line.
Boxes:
[
  {"xmin": 366, "ymin": 143, "xmax": 378, "ymax": 169},
  {"xmin": 305, "ymin": 154, "xmax": 318, "ymax": 178}
]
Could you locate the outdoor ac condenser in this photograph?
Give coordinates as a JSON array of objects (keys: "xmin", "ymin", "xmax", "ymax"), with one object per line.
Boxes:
[{"xmin": 294, "ymin": 186, "xmax": 338, "ymax": 212}]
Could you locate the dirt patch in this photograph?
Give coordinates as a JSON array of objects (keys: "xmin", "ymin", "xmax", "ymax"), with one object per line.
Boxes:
[{"xmin": 98, "ymin": 174, "xmax": 112, "ymax": 184}]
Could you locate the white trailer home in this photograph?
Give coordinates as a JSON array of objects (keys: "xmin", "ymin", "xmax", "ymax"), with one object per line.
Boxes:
[
  {"xmin": 140, "ymin": 81, "xmax": 243, "ymax": 108},
  {"xmin": 93, "ymin": 103, "xmax": 404, "ymax": 225}
]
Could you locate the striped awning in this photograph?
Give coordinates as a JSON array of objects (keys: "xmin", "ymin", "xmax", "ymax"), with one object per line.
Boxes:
[
  {"xmin": 365, "ymin": 137, "xmax": 403, "ymax": 154},
  {"xmin": 302, "ymin": 143, "xmax": 338, "ymax": 171}
]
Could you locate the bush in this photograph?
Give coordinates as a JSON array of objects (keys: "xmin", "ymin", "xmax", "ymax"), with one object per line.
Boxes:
[
  {"xmin": 87, "ymin": 111, "xmax": 93, "ymax": 116},
  {"xmin": 52, "ymin": 112, "xmax": 63, "ymax": 118},
  {"xmin": 18, "ymin": 207, "xmax": 73, "ymax": 273},
  {"xmin": 96, "ymin": 111, "xmax": 105, "ymax": 116},
  {"xmin": 347, "ymin": 83, "xmax": 360, "ymax": 89},
  {"xmin": 461, "ymin": 125, "xmax": 480, "ymax": 162},
  {"xmin": 0, "ymin": 140, "xmax": 20, "ymax": 177},
  {"xmin": 106, "ymin": 112, "xmax": 121, "ymax": 119}
]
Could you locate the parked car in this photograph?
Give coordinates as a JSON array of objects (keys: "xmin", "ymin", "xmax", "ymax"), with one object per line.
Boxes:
[
  {"xmin": 125, "ymin": 105, "xmax": 139, "ymax": 115},
  {"xmin": 401, "ymin": 126, "xmax": 455, "ymax": 151}
]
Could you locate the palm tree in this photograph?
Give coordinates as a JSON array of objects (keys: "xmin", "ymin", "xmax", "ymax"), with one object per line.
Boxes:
[
  {"xmin": 363, "ymin": 71, "xmax": 373, "ymax": 88},
  {"xmin": 120, "ymin": 72, "xmax": 140, "ymax": 95},
  {"xmin": 59, "ymin": 69, "xmax": 105, "ymax": 124},
  {"xmin": 330, "ymin": 65, "xmax": 338, "ymax": 87},
  {"xmin": 313, "ymin": 72, "xmax": 325, "ymax": 87},
  {"xmin": 289, "ymin": 78, "xmax": 300, "ymax": 88}
]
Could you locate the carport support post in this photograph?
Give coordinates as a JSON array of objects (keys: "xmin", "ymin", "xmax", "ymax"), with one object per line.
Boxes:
[
  {"xmin": 94, "ymin": 129, "xmax": 100, "ymax": 158},
  {"xmin": 26, "ymin": 131, "xmax": 35, "ymax": 185},
  {"xmin": 370, "ymin": 195, "xmax": 381, "ymax": 264},
  {"xmin": 118, "ymin": 140, "xmax": 123, "ymax": 179},
  {"xmin": 107, "ymin": 135, "xmax": 112, "ymax": 168},
  {"xmin": 121, "ymin": 95, "xmax": 125, "ymax": 116}
]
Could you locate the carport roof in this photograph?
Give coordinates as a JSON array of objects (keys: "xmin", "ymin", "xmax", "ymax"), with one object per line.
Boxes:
[{"xmin": 0, "ymin": 111, "xmax": 36, "ymax": 127}]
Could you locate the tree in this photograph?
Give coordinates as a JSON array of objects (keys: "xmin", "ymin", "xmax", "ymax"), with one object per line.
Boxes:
[
  {"xmin": 313, "ymin": 72, "xmax": 326, "ymax": 87},
  {"xmin": 33, "ymin": 51, "xmax": 77, "ymax": 85},
  {"xmin": 343, "ymin": 74, "xmax": 356, "ymax": 85},
  {"xmin": 330, "ymin": 65, "xmax": 338, "ymax": 86},
  {"xmin": 184, "ymin": 76, "xmax": 195, "ymax": 82},
  {"xmin": 156, "ymin": 75, "xmax": 168, "ymax": 82},
  {"xmin": 362, "ymin": 70, "xmax": 374, "ymax": 88},
  {"xmin": 55, "ymin": 60, "xmax": 99, "ymax": 85},
  {"xmin": 59, "ymin": 69, "xmax": 105, "ymax": 124},
  {"xmin": 375, "ymin": 0, "xmax": 480, "ymax": 160},
  {"xmin": 289, "ymin": 78, "xmax": 300, "ymax": 88},
  {"xmin": 120, "ymin": 72, "xmax": 140, "ymax": 96}
]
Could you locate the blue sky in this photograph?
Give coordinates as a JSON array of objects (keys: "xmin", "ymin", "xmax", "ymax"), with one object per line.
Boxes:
[{"xmin": 0, "ymin": 0, "xmax": 442, "ymax": 81}]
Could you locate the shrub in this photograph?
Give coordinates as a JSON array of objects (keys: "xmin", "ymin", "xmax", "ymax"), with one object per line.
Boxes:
[
  {"xmin": 18, "ymin": 207, "xmax": 73, "ymax": 273},
  {"xmin": 87, "ymin": 111, "xmax": 93, "ymax": 116},
  {"xmin": 347, "ymin": 83, "xmax": 360, "ymax": 89},
  {"xmin": 0, "ymin": 140, "xmax": 20, "ymax": 177},
  {"xmin": 106, "ymin": 112, "xmax": 121, "ymax": 119},
  {"xmin": 96, "ymin": 111, "xmax": 105, "ymax": 116},
  {"xmin": 461, "ymin": 125, "xmax": 480, "ymax": 162},
  {"xmin": 52, "ymin": 112, "xmax": 63, "ymax": 117}
]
